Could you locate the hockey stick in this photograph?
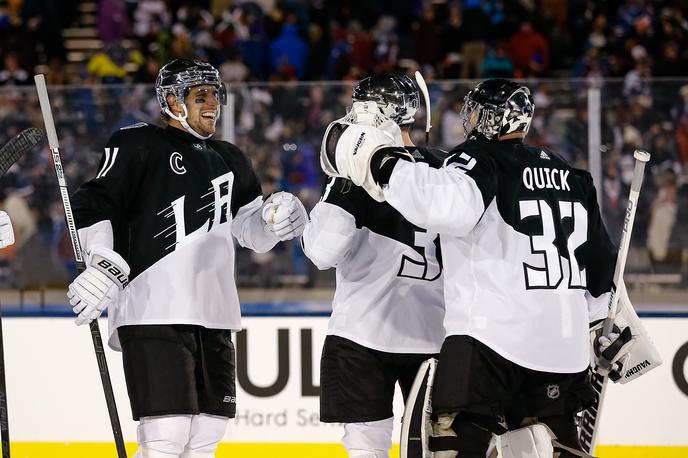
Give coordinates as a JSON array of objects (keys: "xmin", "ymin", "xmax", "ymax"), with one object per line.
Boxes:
[
  {"xmin": 578, "ymin": 149, "xmax": 650, "ymax": 454},
  {"xmin": 34, "ymin": 75, "xmax": 128, "ymax": 458},
  {"xmin": 414, "ymin": 71, "xmax": 431, "ymax": 144},
  {"xmin": 0, "ymin": 127, "xmax": 44, "ymax": 458}
]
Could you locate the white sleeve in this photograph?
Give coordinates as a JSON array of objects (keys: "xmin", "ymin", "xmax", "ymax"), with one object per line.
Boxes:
[
  {"xmin": 301, "ymin": 201, "xmax": 357, "ymax": 270},
  {"xmin": 231, "ymin": 196, "xmax": 279, "ymax": 253},
  {"xmin": 383, "ymin": 160, "xmax": 487, "ymax": 236},
  {"xmin": 586, "ymin": 290, "xmax": 611, "ymax": 323},
  {"xmin": 77, "ymin": 220, "xmax": 114, "ymax": 262}
]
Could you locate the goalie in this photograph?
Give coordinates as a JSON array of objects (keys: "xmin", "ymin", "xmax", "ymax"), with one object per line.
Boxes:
[
  {"xmin": 320, "ymin": 78, "xmax": 661, "ymax": 458},
  {"xmin": 303, "ymin": 73, "xmax": 447, "ymax": 458}
]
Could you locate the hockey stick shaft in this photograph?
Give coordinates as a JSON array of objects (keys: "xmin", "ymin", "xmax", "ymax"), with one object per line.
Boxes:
[
  {"xmin": 582, "ymin": 150, "xmax": 650, "ymax": 454},
  {"xmin": 0, "ymin": 127, "xmax": 44, "ymax": 458},
  {"xmin": 0, "ymin": 317, "xmax": 9, "ymax": 458},
  {"xmin": 34, "ymin": 74, "xmax": 128, "ymax": 458}
]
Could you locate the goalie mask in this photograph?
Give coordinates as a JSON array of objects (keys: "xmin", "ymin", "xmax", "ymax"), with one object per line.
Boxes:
[
  {"xmin": 352, "ymin": 73, "xmax": 420, "ymax": 126},
  {"xmin": 460, "ymin": 79, "xmax": 534, "ymax": 140},
  {"xmin": 155, "ymin": 59, "xmax": 227, "ymax": 140}
]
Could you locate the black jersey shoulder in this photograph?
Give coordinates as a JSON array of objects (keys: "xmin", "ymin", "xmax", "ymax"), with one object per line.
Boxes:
[
  {"xmin": 322, "ymin": 176, "xmax": 429, "ymax": 249},
  {"xmin": 406, "ymin": 146, "xmax": 450, "ymax": 168}
]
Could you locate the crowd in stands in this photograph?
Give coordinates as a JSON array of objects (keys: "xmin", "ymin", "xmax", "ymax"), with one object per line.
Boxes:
[{"xmin": 0, "ymin": 0, "xmax": 686, "ymax": 290}]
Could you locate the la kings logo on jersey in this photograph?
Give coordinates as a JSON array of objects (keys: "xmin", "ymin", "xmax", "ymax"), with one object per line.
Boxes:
[{"xmin": 155, "ymin": 172, "xmax": 234, "ymax": 251}]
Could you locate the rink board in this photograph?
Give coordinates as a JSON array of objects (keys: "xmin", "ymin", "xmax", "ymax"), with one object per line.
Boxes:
[{"xmin": 2, "ymin": 312, "xmax": 687, "ymax": 456}]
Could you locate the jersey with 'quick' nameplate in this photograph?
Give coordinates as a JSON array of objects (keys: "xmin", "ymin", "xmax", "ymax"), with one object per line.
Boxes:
[
  {"xmin": 384, "ymin": 135, "xmax": 617, "ymax": 372},
  {"xmin": 302, "ymin": 146, "xmax": 446, "ymax": 354},
  {"xmin": 72, "ymin": 124, "xmax": 264, "ymax": 350}
]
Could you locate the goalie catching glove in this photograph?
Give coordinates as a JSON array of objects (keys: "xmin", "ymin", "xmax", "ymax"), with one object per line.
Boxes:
[
  {"xmin": 590, "ymin": 281, "xmax": 662, "ymax": 383},
  {"xmin": 320, "ymin": 101, "xmax": 414, "ymax": 202},
  {"xmin": 68, "ymin": 246, "xmax": 130, "ymax": 325}
]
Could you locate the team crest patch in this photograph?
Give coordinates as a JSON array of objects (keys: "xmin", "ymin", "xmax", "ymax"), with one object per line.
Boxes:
[{"xmin": 546, "ymin": 384, "xmax": 560, "ymax": 399}]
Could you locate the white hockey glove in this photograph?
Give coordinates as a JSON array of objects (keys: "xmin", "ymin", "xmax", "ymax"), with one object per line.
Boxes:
[
  {"xmin": 320, "ymin": 101, "xmax": 410, "ymax": 202},
  {"xmin": 68, "ymin": 246, "xmax": 130, "ymax": 326},
  {"xmin": 261, "ymin": 191, "xmax": 308, "ymax": 241},
  {"xmin": 0, "ymin": 211, "xmax": 14, "ymax": 249},
  {"xmin": 590, "ymin": 282, "xmax": 662, "ymax": 383}
]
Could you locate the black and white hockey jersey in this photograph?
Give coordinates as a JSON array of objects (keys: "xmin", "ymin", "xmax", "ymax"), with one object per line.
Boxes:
[
  {"xmin": 383, "ymin": 135, "xmax": 617, "ymax": 372},
  {"xmin": 302, "ymin": 147, "xmax": 446, "ymax": 354},
  {"xmin": 72, "ymin": 123, "xmax": 276, "ymax": 350}
]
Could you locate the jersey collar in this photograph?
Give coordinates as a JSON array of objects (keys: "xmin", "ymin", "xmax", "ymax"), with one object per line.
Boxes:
[{"xmin": 165, "ymin": 125, "xmax": 209, "ymax": 145}]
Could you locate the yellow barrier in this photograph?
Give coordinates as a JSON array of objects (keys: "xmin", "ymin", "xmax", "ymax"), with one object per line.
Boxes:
[{"xmin": 8, "ymin": 443, "xmax": 688, "ymax": 457}]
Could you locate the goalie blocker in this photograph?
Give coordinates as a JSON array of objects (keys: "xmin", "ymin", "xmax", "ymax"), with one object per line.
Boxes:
[{"xmin": 590, "ymin": 281, "xmax": 662, "ymax": 384}]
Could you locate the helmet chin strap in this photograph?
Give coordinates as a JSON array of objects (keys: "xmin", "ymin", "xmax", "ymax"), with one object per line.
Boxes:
[{"xmin": 165, "ymin": 103, "xmax": 214, "ymax": 140}]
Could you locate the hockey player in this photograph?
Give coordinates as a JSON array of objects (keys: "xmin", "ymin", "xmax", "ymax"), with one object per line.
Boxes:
[
  {"xmin": 302, "ymin": 73, "xmax": 446, "ymax": 458},
  {"xmin": 0, "ymin": 211, "xmax": 14, "ymax": 249},
  {"xmin": 66, "ymin": 59, "xmax": 307, "ymax": 458},
  {"xmin": 320, "ymin": 78, "xmax": 628, "ymax": 457}
]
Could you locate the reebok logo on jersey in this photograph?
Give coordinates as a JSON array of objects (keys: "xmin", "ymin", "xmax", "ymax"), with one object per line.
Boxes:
[
  {"xmin": 522, "ymin": 167, "xmax": 570, "ymax": 191},
  {"xmin": 352, "ymin": 132, "xmax": 366, "ymax": 155}
]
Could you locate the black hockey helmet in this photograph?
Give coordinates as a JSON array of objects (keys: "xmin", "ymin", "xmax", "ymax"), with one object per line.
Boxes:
[
  {"xmin": 460, "ymin": 79, "xmax": 534, "ymax": 140},
  {"xmin": 155, "ymin": 59, "xmax": 227, "ymax": 112},
  {"xmin": 352, "ymin": 73, "xmax": 420, "ymax": 125}
]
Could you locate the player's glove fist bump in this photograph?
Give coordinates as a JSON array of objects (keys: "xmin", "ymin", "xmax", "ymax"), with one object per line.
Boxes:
[{"xmin": 261, "ymin": 192, "xmax": 308, "ymax": 241}]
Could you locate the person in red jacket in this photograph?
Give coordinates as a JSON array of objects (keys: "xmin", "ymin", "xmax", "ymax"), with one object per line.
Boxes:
[{"xmin": 507, "ymin": 21, "xmax": 550, "ymax": 77}]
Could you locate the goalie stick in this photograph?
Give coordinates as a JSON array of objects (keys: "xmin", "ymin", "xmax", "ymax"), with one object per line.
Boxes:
[
  {"xmin": 578, "ymin": 149, "xmax": 650, "ymax": 454},
  {"xmin": 0, "ymin": 127, "xmax": 44, "ymax": 458},
  {"xmin": 414, "ymin": 71, "xmax": 432, "ymax": 144},
  {"xmin": 34, "ymin": 74, "xmax": 128, "ymax": 458}
]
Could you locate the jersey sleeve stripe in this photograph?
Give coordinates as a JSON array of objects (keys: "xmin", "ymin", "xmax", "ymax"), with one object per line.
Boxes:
[
  {"xmin": 96, "ymin": 147, "xmax": 112, "ymax": 179},
  {"xmin": 97, "ymin": 147, "xmax": 120, "ymax": 178}
]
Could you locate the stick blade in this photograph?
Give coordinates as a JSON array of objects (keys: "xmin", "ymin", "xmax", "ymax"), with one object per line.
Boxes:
[{"xmin": 0, "ymin": 127, "xmax": 44, "ymax": 177}]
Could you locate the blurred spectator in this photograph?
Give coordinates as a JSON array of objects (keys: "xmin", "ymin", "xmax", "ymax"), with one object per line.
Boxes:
[
  {"xmin": 270, "ymin": 17, "xmax": 308, "ymax": 78},
  {"xmin": 623, "ymin": 52, "xmax": 652, "ymax": 101},
  {"xmin": 219, "ymin": 48, "xmax": 250, "ymax": 82},
  {"xmin": 440, "ymin": 97, "xmax": 464, "ymax": 147},
  {"xmin": 647, "ymin": 169, "xmax": 678, "ymax": 266},
  {"xmin": 459, "ymin": 0, "xmax": 489, "ymax": 79},
  {"xmin": 0, "ymin": 52, "xmax": 30, "ymax": 85},
  {"xmin": 45, "ymin": 57, "xmax": 69, "ymax": 85},
  {"xmin": 99, "ymin": 0, "xmax": 131, "ymax": 45},
  {"xmin": 672, "ymin": 85, "xmax": 688, "ymax": 165},
  {"xmin": 412, "ymin": 4, "xmax": 443, "ymax": 67},
  {"xmin": 654, "ymin": 42, "xmax": 688, "ymax": 78},
  {"xmin": 482, "ymin": 42, "xmax": 514, "ymax": 78},
  {"xmin": 506, "ymin": 21, "xmax": 549, "ymax": 77}
]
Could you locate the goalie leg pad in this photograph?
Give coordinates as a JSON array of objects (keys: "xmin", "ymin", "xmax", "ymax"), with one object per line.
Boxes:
[
  {"xmin": 342, "ymin": 417, "xmax": 393, "ymax": 457},
  {"xmin": 490, "ymin": 424, "xmax": 555, "ymax": 458},
  {"xmin": 429, "ymin": 413, "xmax": 459, "ymax": 457},
  {"xmin": 400, "ymin": 358, "xmax": 437, "ymax": 458}
]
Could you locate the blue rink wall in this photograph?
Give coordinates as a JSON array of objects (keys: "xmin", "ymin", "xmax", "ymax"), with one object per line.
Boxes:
[{"xmin": 1, "ymin": 302, "xmax": 687, "ymax": 457}]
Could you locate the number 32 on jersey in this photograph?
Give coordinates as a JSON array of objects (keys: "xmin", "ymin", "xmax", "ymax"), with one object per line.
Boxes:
[{"xmin": 520, "ymin": 199, "xmax": 587, "ymax": 290}]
